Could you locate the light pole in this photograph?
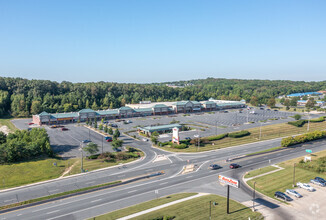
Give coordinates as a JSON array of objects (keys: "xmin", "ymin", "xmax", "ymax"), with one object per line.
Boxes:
[
  {"xmin": 194, "ymin": 133, "xmax": 199, "ymax": 151},
  {"xmin": 80, "ymin": 143, "xmax": 84, "ymax": 173},
  {"xmin": 253, "ymin": 182, "xmax": 256, "ymax": 211},
  {"xmin": 293, "ymin": 163, "xmax": 296, "ymax": 187}
]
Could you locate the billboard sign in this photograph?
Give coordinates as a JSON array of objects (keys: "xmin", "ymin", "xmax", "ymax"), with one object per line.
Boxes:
[
  {"xmin": 218, "ymin": 175, "xmax": 240, "ymax": 188},
  {"xmin": 172, "ymin": 127, "xmax": 179, "ymax": 144}
]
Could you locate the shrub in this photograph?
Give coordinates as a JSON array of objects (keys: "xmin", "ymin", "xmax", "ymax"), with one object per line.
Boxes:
[
  {"xmin": 87, "ymin": 154, "xmax": 100, "ymax": 160},
  {"xmin": 207, "ymin": 133, "xmax": 228, "ymax": 141},
  {"xmin": 288, "ymin": 120, "xmax": 307, "ymax": 127},
  {"xmin": 228, "ymin": 130, "xmax": 251, "ymax": 138},
  {"xmin": 310, "ymin": 117, "xmax": 325, "ymax": 122},
  {"xmin": 172, "ymin": 143, "xmax": 188, "ymax": 149},
  {"xmin": 281, "ymin": 130, "xmax": 326, "ymax": 147},
  {"xmin": 294, "ymin": 114, "xmax": 302, "ymax": 120},
  {"xmin": 104, "ymin": 158, "xmax": 116, "ymax": 163}
]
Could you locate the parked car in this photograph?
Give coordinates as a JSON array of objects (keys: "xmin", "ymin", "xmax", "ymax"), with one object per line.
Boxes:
[
  {"xmin": 50, "ymin": 125, "xmax": 57, "ymax": 128},
  {"xmin": 28, "ymin": 122, "xmax": 34, "ymax": 125},
  {"xmin": 113, "ymin": 148, "xmax": 121, "ymax": 152},
  {"xmin": 266, "ymin": 109, "xmax": 271, "ymax": 111},
  {"xmin": 310, "ymin": 179, "xmax": 326, "ymax": 187},
  {"xmin": 286, "ymin": 189, "xmax": 302, "ymax": 198},
  {"xmin": 229, "ymin": 163, "xmax": 240, "ymax": 169},
  {"xmin": 275, "ymin": 191, "xmax": 292, "ymax": 201},
  {"xmin": 110, "ymin": 124, "xmax": 118, "ymax": 127},
  {"xmin": 209, "ymin": 164, "xmax": 221, "ymax": 170},
  {"xmin": 61, "ymin": 127, "xmax": 68, "ymax": 131},
  {"xmin": 142, "ymin": 138, "xmax": 148, "ymax": 142},
  {"xmin": 27, "ymin": 128, "xmax": 32, "ymax": 131},
  {"xmin": 82, "ymin": 140, "xmax": 91, "ymax": 143},
  {"xmin": 127, "ymin": 120, "xmax": 132, "ymax": 123},
  {"xmin": 260, "ymin": 107, "xmax": 264, "ymax": 110},
  {"xmin": 185, "ymin": 137, "xmax": 191, "ymax": 140},
  {"xmin": 314, "ymin": 177, "xmax": 326, "ymax": 184},
  {"xmin": 297, "ymin": 182, "xmax": 315, "ymax": 191},
  {"xmin": 106, "ymin": 137, "xmax": 113, "ymax": 142},
  {"xmin": 274, "ymin": 109, "xmax": 278, "ymax": 112}
]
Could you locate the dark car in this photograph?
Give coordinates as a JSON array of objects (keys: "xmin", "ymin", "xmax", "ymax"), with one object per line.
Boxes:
[
  {"xmin": 266, "ymin": 109, "xmax": 271, "ymax": 111},
  {"xmin": 209, "ymin": 164, "xmax": 221, "ymax": 170},
  {"xmin": 82, "ymin": 140, "xmax": 91, "ymax": 143},
  {"xmin": 311, "ymin": 177, "xmax": 326, "ymax": 186},
  {"xmin": 110, "ymin": 124, "xmax": 118, "ymax": 127},
  {"xmin": 260, "ymin": 107, "xmax": 264, "ymax": 110},
  {"xmin": 315, "ymin": 177, "xmax": 326, "ymax": 183},
  {"xmin": 113, "ymin": 148, "xmax": 121, "ymax": 152},
  {"xmin": 275, "ymin": 191, "xmax": 292, "ymax": 201},
  {"xmin": 105, "ymin": 136, "xmax": 112, "ymax": 140},
  {"xmin": 185, "ymin": 137, "xmax": 191, "ymax": 140},
  {"xmin": 229, "ymin": 163, "xmax": 240, "ymax": 169},
  {"xmin": 28, "ymin": 122, "xmax": 34, "ymax": 125},
  {"xmin": 61, "ymin": 127, "xmax": 68, "ymax": 131},
  {"xmin": 274, "ymin": 109, "xmax": 278, "ymax": 112}
]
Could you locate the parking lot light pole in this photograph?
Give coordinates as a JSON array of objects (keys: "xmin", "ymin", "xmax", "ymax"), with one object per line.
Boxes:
[
  {"xmin": 293, "ymin": 163, "xmax": 296, "ymax": 187},
  {"xmin": 194, "ymin": 133, "xmax": 199, "ymax": 152},
  {"xmin": 80, "ymin": 143, "xmax": 84, "ymax": 173},
  {"xmin": 253, "ymin": 182, "xmax": 256, "ymax": 211}
]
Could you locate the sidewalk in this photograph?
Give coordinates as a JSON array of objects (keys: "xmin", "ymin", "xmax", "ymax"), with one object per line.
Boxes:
[{"xmin": 117, "ymin": 193, "xmax": 208, "ymax": 220}]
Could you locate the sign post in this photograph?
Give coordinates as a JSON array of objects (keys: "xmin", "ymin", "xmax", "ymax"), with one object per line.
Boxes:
[
  {"xmin": 218, "ymin": 175, "xmax": 240, "ymax": 214},
  {"xmin": 172, "ymin": 127, "xmax": 180, "ymax": 144}
]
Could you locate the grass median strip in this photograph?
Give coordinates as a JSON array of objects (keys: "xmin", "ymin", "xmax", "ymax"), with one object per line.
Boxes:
[
  {"xmin": 246, "ymin": 146, "xmax": 283, "ymax": 156},
  {"xmin": 0, "ymin": 180, "xmax": 121, "ymax": 211},
  {"xmin": 91, "ymin": 193, "xmax": 197, "ymax": 220},
  {"xmin": 244, "ymin": 166, "xmax": 279, "ymax": 179}
]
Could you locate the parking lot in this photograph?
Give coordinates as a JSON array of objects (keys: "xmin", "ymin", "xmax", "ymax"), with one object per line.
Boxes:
[
  {"xmin": 283, "ymin": 184, "xmax": 326, "ymax": 219},
  {"xmin": 11, "ymin": 109, "xmax": 324, "ymax": 157}
]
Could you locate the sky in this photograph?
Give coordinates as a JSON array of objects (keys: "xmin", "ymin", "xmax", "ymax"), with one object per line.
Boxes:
[{"xmin": 0, "ymin": 0, "xmax": 326, "ymax": 83}]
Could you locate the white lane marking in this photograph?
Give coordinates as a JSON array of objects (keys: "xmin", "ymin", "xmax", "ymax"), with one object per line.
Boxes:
[
  {"xmin": 209, "ymin": 170, "xmax": 215, "ymax": 173},
  {"xmin": 168, "ymin": 166, "xmax": 184, "ymax": 179},
  {"xmin": 185, "ymin": 175, "xmax": 193, "ymax": 179},
  {"xmin": 128, "ymin": 190, "xmax": 137, "ymax": 193},
  {"xmin": 48, "ymin": 189, "xmax": 59, "ymax": 193},
  {"xmin": 166, "ymin": 156, "xmax": 173, "ymax": 164},
  {"xmin": 118, "ymin": 175, "xmax": 125, "ymax": 177},
  {"xmin": 90, "ymin": 199, "xmax": 102, "ymax": 203},
  {"xmin": 170, "ymin": 164, "xmax": 176, "ymax": 166},
  {"xmin": 86, "ymin": 181, "xmax": 95, "ymax": 184},
  {"xmin": 195, "ymin": 161, "xmax": 210, "ymax": 172},
  {"xmin": 17, "ymin": 214, "xmax": 22, "ymax": 216},
  {"xmin": 46, "ymin": 210, "xmax": 60, "ymax": 215},
  {"xmin": 4, "ymin": 199, "xmax": 15, "ymax": 202}
]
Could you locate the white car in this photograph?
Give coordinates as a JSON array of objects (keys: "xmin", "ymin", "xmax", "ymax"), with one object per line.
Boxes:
[
  {"xmin": 297, "ymin": 182, "xmax": 315, "ymax": 192},
  {"xmin": 142, "ymin": 138, "xmax": 148, "ymax": 142},
  {"xmin": 286, "ymin": 189, "xmax": 302, "ymax": 198}
]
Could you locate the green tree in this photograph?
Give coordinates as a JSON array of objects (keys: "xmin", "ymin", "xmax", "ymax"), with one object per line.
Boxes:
[
  {"xmin": 99, "ymin": 124, "xmax": 103, "ymax": 130},
  {"xmin": 250, "ymin": 96, "xmax": 259, "ymax": 106},
  {"xmin": 0, "ymin": 131, "xmax": 6, "ymax": 144},
  {"xmin": 306, "ymin": 98, "xmax": 316, "ymax": 108},
  {"xmin": 112, "ymin": 139, "xmax": 123, "ymax": 148},
  {"xmin": 94, "ymin": 119, "xmax": 97, "ymax": 129},
  {"xmin": 104, "ymin": 125, "xmax": 108, "ymax": 133},
  {"xmin": 108, "ymin": 127, "xmax": 113, "ymax": 135},
  {"xmin": 284, "ymin": 99, "xmax": 290, "ymax": 108},
  {"xmin": 30, "ymin": 100, "xmax": 42, "ymax": 115},
  {"xmin": 84, "ymin": 142, "xmax": 99, "ymax": 155},
  {"xmin": 113, "ymin": 129, "xmax": 120, "ymax": 139}
]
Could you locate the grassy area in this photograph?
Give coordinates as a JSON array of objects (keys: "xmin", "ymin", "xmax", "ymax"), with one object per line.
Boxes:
[
  {"xmin": 92, "ymin": 193, "xmax": 197, "ymax": 220},
  {"xmin": 0, "ymin": 149, "xmax": 143, "ymax": 189},
  {"xmin": 0, "ymin": 157, "xmax": 77, "ymax": 189},
  {"xmin": 246, "ymin": 146, "xmax": 283, "ymax": 156},
  {"xmin": 0, "ymin": 180, "xmax": 121, "ymax": 211},
  {"xmin": 111, "ymin": 194, "xmax": 261, "ymax": 220},
  {"xmin": 159, "ymin": 120, "xmax": 326, "ymax": 153},
  {"xmin": 247, "ymin": 150, "xmax": 326, "ymax": 200},
  {"xmin": 244, "ymin": 166, "xmax": 279, "ymax": 179},
  {"xmin": 0, "ymin": 117, "xmax": 18, "ymax": 132}
]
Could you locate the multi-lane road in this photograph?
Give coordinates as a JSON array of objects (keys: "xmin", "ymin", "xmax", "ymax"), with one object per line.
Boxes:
[{"xmin": 1, "ymin": 130, "xmax": 326, "ymax": 220}]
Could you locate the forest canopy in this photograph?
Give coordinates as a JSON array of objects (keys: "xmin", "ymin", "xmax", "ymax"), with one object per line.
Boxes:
[{"xmin": 0, "ymin": 77, "xmax": 325, "ymax": 117}]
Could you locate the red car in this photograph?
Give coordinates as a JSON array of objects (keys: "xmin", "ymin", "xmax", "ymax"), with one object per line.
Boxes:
[
  {"xmin": 61, "ymin": 127, "xmax": 68, "ymax": 131},
  {"xmin": 106, "ymin": 137, "xmax": 113, "ymax": 142},
  {"xmin": 229, "ymin": 163, "xmax": 241, "ymax": 169},
  {"xmin": 28, "ymin": 122, "xmax": 34, "ymax": 125}
]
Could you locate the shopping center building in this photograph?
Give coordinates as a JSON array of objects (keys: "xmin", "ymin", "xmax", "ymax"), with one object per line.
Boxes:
[{"xmin": 32, "ymin": 99, "xmax": 245, "ymax": 125}]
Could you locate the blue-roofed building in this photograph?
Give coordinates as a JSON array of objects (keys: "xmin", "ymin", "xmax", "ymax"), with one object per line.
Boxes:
[
  {"xmin": 287, "ymin": 92, "xmax": 322, "ymax": 97},
  {"xmin": 138, "ymin": 124, "xmax": 182, "ymax": 136}
]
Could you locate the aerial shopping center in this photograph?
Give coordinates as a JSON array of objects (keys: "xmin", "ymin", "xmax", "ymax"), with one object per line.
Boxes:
[{"xmin": 32, "ymin": 99, "xmax": 246, "ymax": 125}]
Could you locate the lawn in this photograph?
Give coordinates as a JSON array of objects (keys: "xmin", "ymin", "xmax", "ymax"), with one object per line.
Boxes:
[
  {"xmin": 131, "ymin": 195, "xmax": 262, "ymax": 220},
  {"xmin": 159, "ymin": 120, "xmax": 326, "ymax": 153},
  {"xmin": 244, "ymin": 166, "xmax": 279, "ymax": 179},
  {"xmin": 247, "ymin": 150, "xmax": 326, "ymax": 200},
  {"xmin": 246, "ymin": 146, "xmax": 283, "ymax": 156},
  {"xmin": 0, "ymin": 157, "xmax": 77, "ymax": 189},
  {"xmin": 0, "ymin": 117, "xmax": 18, "ymax": 132},
  {"xmin": 92, "ymin": 194, "xmax": 262, "ymax": 220},
  {"xmin": 92, "ymin": 193, "xmax": 197, "ymax": 220}
]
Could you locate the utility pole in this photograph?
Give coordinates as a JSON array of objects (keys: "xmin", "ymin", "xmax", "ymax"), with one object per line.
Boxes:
[
  {"xmin": 253, "ymin": 182, "xmax": 256, "ymax": 211},
  {"xmin": 209, "ymin": 200, "xmax": 212, "ymax": 220},
  {"xmin": 227, "ymin": 185, "xmax": 230, "ymax": 214}
]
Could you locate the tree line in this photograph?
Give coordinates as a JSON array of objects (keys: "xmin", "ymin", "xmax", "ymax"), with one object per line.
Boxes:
[
  {"xmin": 0, "ymin": 128, "xmax": 53, "ymax": 164},
  {"xmin": 0, "ymin": 77, "xmax": 325, "ymax": 117}
]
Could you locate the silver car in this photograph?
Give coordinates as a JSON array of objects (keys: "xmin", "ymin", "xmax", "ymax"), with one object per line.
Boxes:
[{"xmin": 286, "ymin": 189, "xmax": 302, "ymax": 198}]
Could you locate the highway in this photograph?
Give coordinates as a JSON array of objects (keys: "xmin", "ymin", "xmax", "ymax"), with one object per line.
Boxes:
[{"xmin": 1, "ymin": 135, "xmax": 326, "ymax": 219}]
